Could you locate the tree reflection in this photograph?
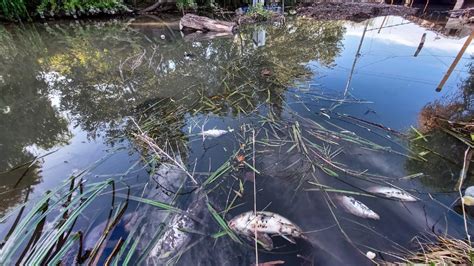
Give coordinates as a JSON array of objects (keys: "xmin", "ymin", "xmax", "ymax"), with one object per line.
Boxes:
[
  {"xmin": 0, "ymin": 25, "xmax": 70, "ymax": 214},
  {"xmin": 0, "ymin": 17, "xmax": 345, "ymax": 214},
  {"xmin": 31, "ymin": 17, "xmax": 345, "ymax": 136},
  {"xmin": 406, "ymin": 60, "xmax": 474, "ymax": 191}
]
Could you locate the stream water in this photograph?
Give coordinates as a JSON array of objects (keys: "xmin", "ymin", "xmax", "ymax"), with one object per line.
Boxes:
[{"xmin": 0, "ymin": 15, "xmax": 473, "ymax": 265}]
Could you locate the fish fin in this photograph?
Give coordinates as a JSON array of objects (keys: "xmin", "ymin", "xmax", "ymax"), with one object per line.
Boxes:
[
  {"xmin": 254, "ymin": 232, "xmax": 273, "ymax": 251},
  {"xmin": 280, "ymin": 234, "xmax": 296, "ymax": 244}
]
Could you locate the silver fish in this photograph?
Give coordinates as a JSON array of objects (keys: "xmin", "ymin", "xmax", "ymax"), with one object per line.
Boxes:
[
  {"xmin": 335, "ymin": 195, "xmax": 380, "ymax": 220},
  {"xmin": 148, "ymin": 198, "xmax": 204, "ymax": 265},
  {"xmin": 367, "ymin": 186, "xmax": 417, "ymax": 201},
  {"xmin": 462, "ymin": 186, "xmax": 474, "ymax": 206},
  {"xmin": 198, "ymin": 129, "xmax": 233, "ymax": 138},
  {"xmin": 228, "ymin": 211, "xmax": 307, "ymax": 250},
  {"xmin": 129, "ymin": 156, "xmax": 194, "ymax": 265}
]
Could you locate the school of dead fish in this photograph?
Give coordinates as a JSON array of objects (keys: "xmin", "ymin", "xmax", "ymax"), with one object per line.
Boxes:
[
  {"xmin": 225, "ymin": 185, "xmax": 418, "ymax": 251},
  {"xmin": 139, "ymin": 129, "xmax": 421, "ymax": 262}
]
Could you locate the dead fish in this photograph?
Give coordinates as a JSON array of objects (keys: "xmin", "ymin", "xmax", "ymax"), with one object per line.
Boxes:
[
  {"xmin": 149, "ymin": 212, "xmax": 195, "ymax": 263},
  {"xmin": 367, "ymin": 186, "xmax": 417, "ymax": 202},
  {"xmin": 198, "ymin": 129, "xmax": 233, "ymax": 138},
  {"xmin": 228, "ymin": 211, "xmax": 307, "ymax": 250},
  {"xmin": 147, "ymin": 198, "xmax": 205, "ymax": 265},
  {"xmin": 335, "ymin": 195, "xmax": 379, "ymax": 220},
  {"xmin": 462, "ymin": 186, "xmax": 474, "ymax": 206}
]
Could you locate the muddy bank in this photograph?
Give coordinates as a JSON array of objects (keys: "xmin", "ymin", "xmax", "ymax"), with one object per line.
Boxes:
[{"xmin": 297, "ymin": 2, "xmax": 419, "ymax": 21}]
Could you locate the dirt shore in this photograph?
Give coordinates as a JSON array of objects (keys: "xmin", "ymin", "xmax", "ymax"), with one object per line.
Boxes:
[{"xmin": 296, "ymin": 2, "xmax": 419, "ymax": 22}]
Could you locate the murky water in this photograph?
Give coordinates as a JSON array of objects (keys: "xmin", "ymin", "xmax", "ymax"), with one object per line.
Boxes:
[{"xmin": 0, "ymin": 15, "xmax": 473, "ymax": 265}]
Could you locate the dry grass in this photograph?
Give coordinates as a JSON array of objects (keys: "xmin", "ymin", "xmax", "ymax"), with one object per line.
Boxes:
[
  {"xmin": 417, "ymin": 101, "xmax": 464, "ymax": 134},
  {"xmin": 400, "ymin": 235, "xmax": 473, "ymax": 265}
]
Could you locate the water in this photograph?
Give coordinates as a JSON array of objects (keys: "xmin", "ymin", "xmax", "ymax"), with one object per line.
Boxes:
[{"xmin": 0, "ymin": 15, "xmax": 473, "ymax": 264}]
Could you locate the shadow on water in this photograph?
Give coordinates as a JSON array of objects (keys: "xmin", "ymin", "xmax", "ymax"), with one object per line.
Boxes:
[{"xmin": 0, "ymin": 15, "xmax": 473, "ymax": 264}]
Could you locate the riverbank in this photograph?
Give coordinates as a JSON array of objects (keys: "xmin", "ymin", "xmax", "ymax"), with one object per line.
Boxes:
[
  {"xmin": 0, "ymin": 1, "xmax": 460, "ymax": 25},
  {"xmin": 297, "ymin": 2, "xmax": 419, "ymax": 21}
]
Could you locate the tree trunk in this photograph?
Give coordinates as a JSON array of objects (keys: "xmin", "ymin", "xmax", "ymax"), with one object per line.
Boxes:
[
  {"xmin": 179, "ymin": 14, "xmax": 236, "ymax": 32},
  {"xmin": 140, "ymin": 1, "xmax": 163, "ymax": 13}
]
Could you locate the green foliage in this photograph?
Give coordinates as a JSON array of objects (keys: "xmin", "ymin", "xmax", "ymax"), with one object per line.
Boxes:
[
  {"xmin": 0, "ymin": 0, "xmax": 127, "ymax": 20},
  {"xmin": 37, "ymin": 0, "xmax": 127, "ymax": 17},
  {"xmin": 176, "ymin": 0, "xmax": 197, "ymax": 11},
  {"xmin": 0, "ymin": 0, "xmax": 29, "ymax": 20},
  {"xmin": 247, "ymin": 3, "xmax": 271, "ymax": 19}
]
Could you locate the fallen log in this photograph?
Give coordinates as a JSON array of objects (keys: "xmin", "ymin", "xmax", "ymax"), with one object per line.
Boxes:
[{"xmin": 179, "ymin": 14, "xmax": 236, "ymax": 33}]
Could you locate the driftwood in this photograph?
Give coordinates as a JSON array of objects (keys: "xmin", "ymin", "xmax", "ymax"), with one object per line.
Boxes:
[{"xmin": 179, "ymin": 14, "xmax": 236, "ymax": 32}]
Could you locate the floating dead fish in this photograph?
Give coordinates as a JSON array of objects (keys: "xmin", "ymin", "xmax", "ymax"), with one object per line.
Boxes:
[
  {"xmin": 149, "ymin": 212, "xmax": 195, "ymax": 263},
  {"xmin": 199, "ymin": 129, "xmax": 233, "ymax": 138},
  {"xmin": 335, "ymin": 195, "xmax": 379, "ymax": 220},
  {"xmin": 228, "ymin": 211, "xmax": 307, "ymax": 250},
  {"xmin": 367, "ymin": 186, "xmax": 417, "ymax": 202},
  {"xmin": 462, "ymin": 186, "xmax": 474, "ymax": 206},
  {"xmin": 128, "ymin": 156, "xmax": 196, "ymax": 265},
  {"xmin": 148, "ymin": 198, "xmax": 205, "ymax": 265}
]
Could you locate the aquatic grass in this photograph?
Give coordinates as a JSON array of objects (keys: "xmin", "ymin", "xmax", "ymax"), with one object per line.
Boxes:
[
  {"xmin": 0, "ymin": 153, "xmax": 138, "ymax": 265},
  {"xmin": 105, "ymin": 237, "xmax": 124, "ymax": 265},
  {"xmin": 117, "ymin": 194, "xmax": 182, "ymax": 213},
  {"xmin": 305, "ymin": 185, "xmax": 375, "ymax": 198},
  {"xmin": 123, "ymin": 236, "xmax": 140, "ymax": 265},
  {"xmin": 88, "ymin": 186, "xmax": 130, "ymax": 264},
  {"xmin": 47, "ymin": 232, "xmax": 81, "ymax": 265},
  {"xmin": 111, "ymin": 213, "xmax": 147, "ymax": 266},
  {"xmin": 0, "ymin": 180, "xmax": 84, "ymax": 263},
  {"xmin": 25, "ymin": 180, "xmax": 113, "ymax": 264},
  {"xmin": 206, "ymin": 203, "xmax": 241, "ymax": 244},
  {"xmin": 135, "ymin": 223, "xmax": 166, "ymax": 265},
  {"xmin": 203, "ymin": 160, "xmax": 233, "ymax": 186},
  {"xmin": 411, "ymin": 125, "xmax": 428, "ymax": 142}
]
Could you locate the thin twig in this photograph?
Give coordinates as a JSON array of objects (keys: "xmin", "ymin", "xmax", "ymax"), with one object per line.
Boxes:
[
  {"xmin": 131, "ymin": 118, "xmax": 198, "ymax": 185},
  {"xmin": 252, "ymin": 129, "xmax": 258, "ymax": 265},
  {"xmin": 457, "ymin": 147, "xmax": 472, "ymax": 246}
]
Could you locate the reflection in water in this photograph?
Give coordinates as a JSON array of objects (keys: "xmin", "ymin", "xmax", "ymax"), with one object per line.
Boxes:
[
  {"xmin": 0, "ymin": 25, "xmax": 71, "ymax": 215},
  {"xmin": 406, "ymin": 59, "xmax": 473, "ymax": 191},
  {"xmin": 0, "ymin": 15, "xmax": 473, "ymax": 264},
  {"xmin": 0, "ymin": 17, "xmax": 345, "ymax": 252}
]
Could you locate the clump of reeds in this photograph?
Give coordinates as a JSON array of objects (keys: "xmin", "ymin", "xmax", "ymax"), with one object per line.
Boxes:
[{"xmin": 401, "ymin": 235, "xmax": 473, "ymax": 265}]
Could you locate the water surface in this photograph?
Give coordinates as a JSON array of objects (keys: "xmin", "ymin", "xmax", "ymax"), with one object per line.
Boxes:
[{"xmin": 0, "ymin": 15, "xmax": 473, "ymax": 264}]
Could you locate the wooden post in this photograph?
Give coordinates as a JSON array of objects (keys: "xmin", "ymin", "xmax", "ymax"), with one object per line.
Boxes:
[
  {"xmin": 345, "ymin": 20, "xmax": 369, "ymax": 94},
  {"xmin": 423, "ymin": 0, "xmax": 430, "ymax": 13},
  {"xmin": 453, "ymin": 0, "xmax": 465, "ymax": 10},
  {"xmin": 414, "ymin": 33, "xmax": 426, "ymax": 57},
  {"xmin": 436, "ymin": 31, "xmax": 474, "ymax": 92},
  {"xmin": 331, "ymin": 20, "xmax": 369, "ymax": 110},
  {"xmin": 378, "ymin": 16, "xmax": 387, "ymax": 34}
]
